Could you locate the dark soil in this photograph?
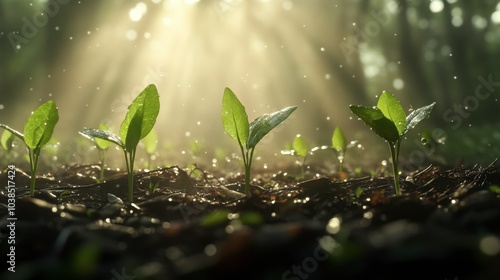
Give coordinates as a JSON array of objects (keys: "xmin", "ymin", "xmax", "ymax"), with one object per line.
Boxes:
[{"xmin": 2, "ymin": 161, "xmax": 500, "ymax": 280}]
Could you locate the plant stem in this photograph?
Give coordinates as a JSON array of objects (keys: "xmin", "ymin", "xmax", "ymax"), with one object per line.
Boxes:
[
  {"xmin": 388, "ymin": 142, "xmax": 401, "ymax": 195},
  {"xmin": 123, "ymin": 149, "xmax": 136, "ymax": 202},
  {"xmin": 28, "ymin": 148, "xmax": 40, "ymax": 196},
  {"xmin": 128, "ymin": 149, "xmax": 136, "ymax": 202}
]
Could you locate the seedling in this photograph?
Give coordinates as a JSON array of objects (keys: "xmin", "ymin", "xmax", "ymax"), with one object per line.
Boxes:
[
  {"xmin": 79, "ymin": 122, "xmax": 113, "ymax": 182},
  {"xmin": 148, "ymin": 181, "xmax": 160, "ymax": 195},
  {"xmin": 281, "ymin": 134, "xmax": 309, "ymax": 178},
  {"xmin": 222, "ymin": 87, "xmax": 297, "ymax": 195},
  {"xmin": 350, "ymin": 91, "xmax": 435, "ymax": 195},
  {"xmin": 1, "ymin": 129, "xmax": 16, "ymax": 164},
  {"xmin": 332, "ymin": 126, "xmax": 347, "ymax": 173},
  {"xmin": 0, "ymin": 100, "xmax": 59, "ymax": 196},
  {"xmin": 80, "ymin": 84, "xmax": 160, "ymax": 202}
]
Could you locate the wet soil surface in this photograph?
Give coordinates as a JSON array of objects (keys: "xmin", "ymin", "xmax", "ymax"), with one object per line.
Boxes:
[{"xmin": 1, "ymin": 162, "xmax": 500, "ymax": 280}]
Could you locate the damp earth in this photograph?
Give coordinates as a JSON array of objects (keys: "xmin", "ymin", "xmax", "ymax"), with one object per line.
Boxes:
[{"xmin": 1, "ymin": 161, "xmax": 500, "ymax": 280}]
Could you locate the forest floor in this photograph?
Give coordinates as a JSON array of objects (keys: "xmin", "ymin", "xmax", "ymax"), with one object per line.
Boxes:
[{"xmin": 1, "ymin": 161, "xmax": 500, "ymax": 280}]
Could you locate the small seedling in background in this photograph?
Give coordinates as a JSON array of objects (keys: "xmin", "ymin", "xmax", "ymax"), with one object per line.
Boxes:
[
  {"xmin": 350, "ymin": 90, "xmax": 435, "ymax": 195},
  {"xmin": 310, "ymin": 126, "xmax": 351, "ymax": 179},
  {"xmin": 222, "ymin": 87, "xmax": 297, "ymax": 195},
  {"xmin": 79, "ymin": 122, "xmax": 113, "ymax": 182},
  {"xmin": 80, "ymin": 84, "xmax": 160, "ymax": 202},
  {"xmin": 281, "ymin": 134, "xmax": 309, "ymax": 178},
  {"xmin": 1, "ymin": 130, "xmax": 16, "ymax": 164},
  {"xmin": 0, "ymin": 100, "xmax": 59, "ymax": 196},
  {"xmin": 142, "ymin": 128, "xmax": 158, "ymax": 170},
  {"xmin": 148, "ymin": 181, "xmax": 160, "ymax": 195},
  {"xmin": 332, "ymin": 126, "xmax": 347, "ymax": 174}
]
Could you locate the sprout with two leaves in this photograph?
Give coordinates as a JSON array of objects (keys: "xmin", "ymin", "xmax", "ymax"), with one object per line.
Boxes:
[
  {"xmin": 80, "ymin": 84, "xmax": 160, "ymax": 202},
  {"xmin": 350, "ymin": 91, "xmax": 435, "ymax": 195},
  {"xmin": 0, "ymin": 101, "xmax": 59, "ymax": 196},
  {"xmin": 222, "ymin": 87, "xmax": 297, "ymax": 195}
]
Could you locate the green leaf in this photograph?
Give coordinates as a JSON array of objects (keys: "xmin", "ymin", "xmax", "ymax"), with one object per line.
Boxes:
[
  {"xmin": 142, "ymin": 129, "xmax": 158, "ymax": 155},
  {"xmin": 222, "ymin": 87, "xmax": 249, "ymax": 145},
  {"xmin": 1, "ymin": 129, "xmax": 16, "ymax": 151},
  {"xmin": 0, "ymin": 124, "xmax": 24, "ymax": 141},
  {"xmin": 200, "ymin": 210, "xmax": 230, "ymax": 227},
  {"xmin": 247, "ymin": 106, "xmax": 297, "ymax": 149},
  {"xmin": 292, "ymin": 134, "xmax": 308, "ymax": 158},
  {"xmin": 95, "ymin": 122, "xmax": 113, "ymax": 150},
  {"xmin": 120, "ymin": 84, "xmax": 160, "ymax": 151},
  {"xmin": 377, "ymin": 91, "xmax": 406, "ymax": 136},
  {"xmin": 239, "ymin": 211, "xmax": 264, "ymax": 226},
  {"xmin": 332, "ymin": 126, "xmax": 346, "ymax": 153},
  {"xmin": 349, "ymin": 105, "xmax": 400, "ymax": 143},
  {"xmin": 489, "ymin": 185, "xmax": 500, "ymax": 194},
  {"xmin": 80, "ymin": 128, "xmax": 124, "ymax": 149},
  {"xmin": 403, "ymin": 102, "xmax": 436, "ymax": 135},
  {"xmin": 23, "ymin": 100, "xmax": 59, "ymax": 150}
]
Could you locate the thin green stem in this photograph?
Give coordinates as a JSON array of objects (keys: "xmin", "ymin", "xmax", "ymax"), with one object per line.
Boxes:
[
  {"xmin": 127, "ymin": 149, "xmax": 136, "ymax": 202},
  {"xmin": 28, "ymin": 148, "xmax": 40, "ymax": 196},
  {"xmin": 388, "ymin": 142, "xmax": 401, "ymax": 196}
]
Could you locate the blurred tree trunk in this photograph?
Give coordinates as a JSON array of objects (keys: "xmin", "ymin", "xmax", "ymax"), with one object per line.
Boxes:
[{"xmin": 395, "ymin": 0, "xmax": 431, "ymax": 106}]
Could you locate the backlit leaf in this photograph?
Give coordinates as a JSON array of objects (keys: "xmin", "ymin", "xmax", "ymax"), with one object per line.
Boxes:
[
  {"xmin": 23, "ymin": 100, "xmax": 59, "ymax": 150},
  {"xmin": 142, "ymin": 129, "xmax": 158, "ymax": 155},
  {"xmin": 292, "ymin": 134, "xmax": 308, "ymax": 158},
  {"xmin": 222, "ymin": 87, "xmax": 249, "ymax": 145},
  {"xmin": 1, "ymin": 129, "xmax": 17, "ymax": 151},
  {"xmin": 247, "ymin": 106, "xmax": 297, "ymax": 149},
  {"xmin": 120, "ymin": 84, "xmax": 160, "ymax": 151},
  {"xmin": 349, "ymin": 105, "xmax": 400, "ymax": 143},
  {"xmin": 377, "ymin": 91, "xmax": 406, "ymax": 136},
  {"xmin": 332, "ymin": 126, "xmax": 346, "ymax": 153}
]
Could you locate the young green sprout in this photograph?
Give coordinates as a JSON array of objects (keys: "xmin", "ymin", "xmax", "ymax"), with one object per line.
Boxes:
[
  {"xmin": 332, "ymin": 126, "xmax": 347, "ymax": 173},
  {"xmin": 79, "ymin": 122, "xmax": 113, "ymax": 182},
  {"xmin": 80, "ymin": 84, "xmax": 160, "ymax": 202},
  {"xmin": 350, "ymin": 91, "xmax": 435, "ymax": 195},
  {"xmin": 222, "ymin": 87, "xmax": 297, "ymax": 195},
  {"xmin": 281, "ymin": 134, "xmax": 309, "ymax": 178},
  {"xmin": 0, "ymin": 100, "xmax": 59, "ymax": 196}
]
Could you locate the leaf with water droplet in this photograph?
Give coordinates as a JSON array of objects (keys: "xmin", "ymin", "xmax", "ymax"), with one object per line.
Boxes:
[
  {"xmin": 403, "ymin": 102, "xmax": 436, "ymax": 135},
  {"xmin": 94, "ymin": 122, "xmax": 113, "ymax": 150},
  {"xmin": 247, "ymin": 105, "xmax": 297, "ymax": 149},
  {"xmin": 80, "ymin": 128, "xmax": 124, "ymax": 149},
  {"xmin": 120, "ymin": 84, "xmax": 160, "ymax": 152}
]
